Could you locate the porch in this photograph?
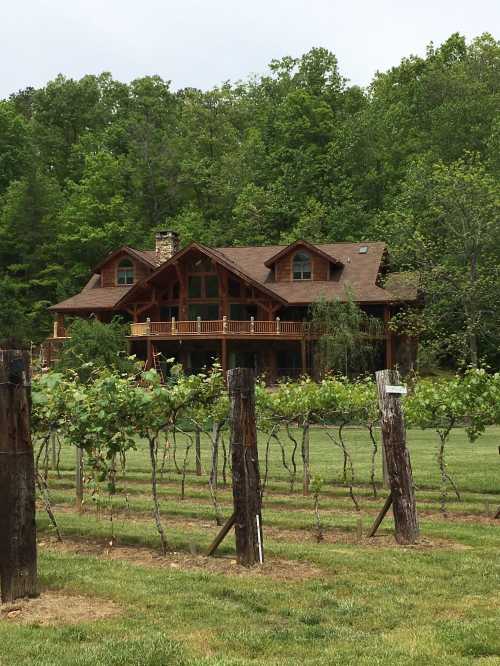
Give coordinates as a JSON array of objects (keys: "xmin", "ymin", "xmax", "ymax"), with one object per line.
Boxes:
[{"xmin": 128, "ymin": 317, "xmax": 308, "ymax": 339}]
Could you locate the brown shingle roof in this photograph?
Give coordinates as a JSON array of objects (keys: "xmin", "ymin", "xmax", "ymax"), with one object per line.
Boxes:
[
  {"xmin": 50, "ymin": 240, "xmax": 417, "ymax": 313},
  {"xmin": 49, "ymin": 285, "xmax": 134, "ymax": 312},
  {"xmin": 216, "ymin": 242, "xmax": 395, "ymax": 303}
]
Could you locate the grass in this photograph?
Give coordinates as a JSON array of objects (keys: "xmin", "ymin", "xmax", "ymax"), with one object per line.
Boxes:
[{"xmin": 1, "ymin": 426, "xmax": 499, "ymax": 665}]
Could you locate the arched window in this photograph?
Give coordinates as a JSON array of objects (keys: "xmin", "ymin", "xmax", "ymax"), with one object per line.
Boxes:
[
  {"xmin": 117, "ymin": 258, "xmax": 134, "ymax": 285},
  {"xmin": 292, "ymin": 252, "xmax": 311, "ymax": 280}
]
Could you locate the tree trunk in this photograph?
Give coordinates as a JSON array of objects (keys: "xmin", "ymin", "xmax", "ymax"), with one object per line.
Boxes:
[
  {"xmin": 0, "ymin": 349, "xmax": 38, "ymax": 603},
  {"xmin": 376, "ymin": 369, "xmax": 419, "ymax": 545},
  {"xmin": 228, "ymin": 368, "xmax": 263, "ymax": 566}
]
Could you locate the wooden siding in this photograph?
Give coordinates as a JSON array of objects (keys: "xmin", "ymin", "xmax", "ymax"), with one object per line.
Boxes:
[
  {"xmin": 275, "ymin": 252, "xmax": 329, "ymax": 282},
  {"xmin": 312, "ymin": 255, "xmax": 329, "ymax": 280},
  {"xmin": 275, "ymin": 255, "xmax": 293, "ymax": 281},
  {"xmin": 101, "ymin": 252, "xmax": 150, "ymax": 287}
]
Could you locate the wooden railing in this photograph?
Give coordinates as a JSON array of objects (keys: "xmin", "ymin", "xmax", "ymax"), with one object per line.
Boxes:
[
  {"xmin": 52, "ymin": 321, "xmax": 68, "ymax": 338},
  {"xmin": 129, "ymin": 317, "xmax": 308, "ymax": 337}
]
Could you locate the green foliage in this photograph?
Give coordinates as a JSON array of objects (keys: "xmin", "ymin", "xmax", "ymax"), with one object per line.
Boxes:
[
  {"xmin": 56, "ymin": 318, "xmax": 134, "ymax": 381},
  {"xmin": 0, "ymin": 33, "xmax": 499, "ymax": 370},
  {"xmin": 309, "ymin": 292, "xmax": 383, "ymax": 377}
]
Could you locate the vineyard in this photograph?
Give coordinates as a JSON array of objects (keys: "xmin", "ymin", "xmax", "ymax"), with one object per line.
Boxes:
[{"xmin": 1, "ymin": 362, "xmax": 499, "ymax": 665}]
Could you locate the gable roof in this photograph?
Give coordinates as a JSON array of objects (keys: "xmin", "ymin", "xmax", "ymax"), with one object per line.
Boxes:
[
  {"xmin": 115, "ymin": 241, "xmax": 288, "ymax": 310},
  {"xmin": 263, "ymin": 239, "xmax": 342, "ymax": 268},
  {"xmin": 50, "ymin": 240, "xmax": 418, "ymax": 314},
  {"xmin": 216, "ymin": 242, "xmax": 394, "ymax": 303},
  {"xmin": 92, "ymin": 246, "xmax": 158, "ymax": 273}
]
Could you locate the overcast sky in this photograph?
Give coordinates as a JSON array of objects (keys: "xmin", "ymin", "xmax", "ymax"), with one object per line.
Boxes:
[{"xmin": 1, "ymin": 0, "xmax": 498, "ymax": 98}]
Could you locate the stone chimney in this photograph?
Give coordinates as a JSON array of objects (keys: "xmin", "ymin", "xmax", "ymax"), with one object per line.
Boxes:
[{"xmin": 155, "ymin": 230, "xmax": 180, "ymax": 265}]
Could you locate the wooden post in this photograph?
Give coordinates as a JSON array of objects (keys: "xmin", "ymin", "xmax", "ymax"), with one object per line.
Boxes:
[
  {"xmin": 0, "ymin": 349, "xmax": 38, "ymax": 603},
  {"xmin": 195, "ymin": 426, "xmax": 202, "ymax": 476},
  {"xmin": 146, "ymin": 338, "xmax": 153, "ymax": 370},
  {"xmin": 75, "ymin": 446, "xmax": 84, "ymax": 513},
  {"xmin": 228, "ymin": 368, "xmax": 263, "ymax": 566},
  {"xmin": 368, "ymin": 493, "xmax": 393, "ymax": 537},
  {"xmin": 302, "ymin": 419, "xmax": 310, "ymax": 496},
  {"xmin": 376, "ymin": 369, "xmax": 419, "ymax": 544},
  {"xmin": 300, "ymin": 339, "xmax": 307, "ymax": 376},
  {"xmin": 221, "ymin": 338, "xmax": 228, "ymax": 378}
]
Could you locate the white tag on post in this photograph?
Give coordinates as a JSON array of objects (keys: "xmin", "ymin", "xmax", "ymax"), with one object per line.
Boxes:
[{"xmin": 386, "ymin": 385, "xmax": 407, "ymax": 395}]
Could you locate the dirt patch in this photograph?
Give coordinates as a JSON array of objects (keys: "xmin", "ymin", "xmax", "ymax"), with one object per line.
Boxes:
[
  {"xmin": 263, "ymin": 525, "xmax": 472, "ymax": 550},
  {"xmin": 39, "ymin": 536, "xmax": 323, "ymax": 581},
  {"xmin": 419, "ymin": 510, "xmax": 499, "ymax": 525},
  {"xmin": 0, "ymin": 590, "xmax": 120, "ymax": 626}
]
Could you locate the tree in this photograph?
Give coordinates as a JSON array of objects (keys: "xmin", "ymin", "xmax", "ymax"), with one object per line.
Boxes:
[
  {"xmin": 310, "ymin": 292, "xmax": 383, "ymax": 377},
  {"xmin": 381, "ymin": 155, "xmax": 500, "ymax": 367}
]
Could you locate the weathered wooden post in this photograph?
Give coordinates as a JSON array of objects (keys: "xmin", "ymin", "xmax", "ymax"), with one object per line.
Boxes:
[
  {"xmin": 206, "ymin": 368, "xmax": 263, "ymax": 564},
  {"xmin": 0, "ymin": 349, "xmax": 38, "ymax": 602},
  {"xmin": 374, "ymin": 369, "xmax": 419, "ymax": 544},
  {"xmin": 229, "ymin": 368, "xmax": 263, "ymax": 566}
]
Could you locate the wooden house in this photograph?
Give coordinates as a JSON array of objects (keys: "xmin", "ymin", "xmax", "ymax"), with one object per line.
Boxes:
[{"xmin": 48, "ymin": 232, "xmax": 418, "ymax": 380}]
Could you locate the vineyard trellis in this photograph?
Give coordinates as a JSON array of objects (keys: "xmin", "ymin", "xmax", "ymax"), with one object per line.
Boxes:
[{"xmin": 27, "ymin": 361, "xmax": 500, "ymax": 566}]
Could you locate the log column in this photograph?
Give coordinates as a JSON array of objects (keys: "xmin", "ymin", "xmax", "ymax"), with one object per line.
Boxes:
[{"xmin": 221, "ymin": 338, "xmax": 228, "ymax": 379}]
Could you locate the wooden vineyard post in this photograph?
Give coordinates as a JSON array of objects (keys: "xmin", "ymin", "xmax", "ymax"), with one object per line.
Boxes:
[
  {"xmin": 302, "ymin": 419, "xmax": 310, "ymax": 496},
  {"xmin": 195, "ymin": 426, "xmax": 202, "ymax": 476},
  {"xmin": 229, "ymin": 368, "xmax": 263, "ymax": 566},
  {"xmin": 375, "ymin": 369, "xmax": 419, "ymax": 545},
  {"xmin": 207, "ymin": 368, "xmax": 263, "ymax": 564},
  {"xmin": 0, "ymin": 349, "xmax": 38, "ymax": 603},
  {"xmin": 76, "ymin": 446, "xmax": 84, "ymax": 512}
]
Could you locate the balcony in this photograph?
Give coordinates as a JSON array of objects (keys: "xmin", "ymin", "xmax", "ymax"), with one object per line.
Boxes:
[{"xmin": 128, "ymin": 318, "xmax": 308, "ymax": 339}]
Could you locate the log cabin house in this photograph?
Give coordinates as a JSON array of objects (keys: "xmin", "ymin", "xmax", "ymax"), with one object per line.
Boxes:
[{"xmin": 48, "ymin": 231, "xmax": 418, "ymax": 381}]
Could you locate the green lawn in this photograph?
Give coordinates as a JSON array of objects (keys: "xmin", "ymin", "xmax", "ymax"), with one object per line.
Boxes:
[{"xmin": 1, "ymin": 427, "xmax": 499, "ymax": 665}]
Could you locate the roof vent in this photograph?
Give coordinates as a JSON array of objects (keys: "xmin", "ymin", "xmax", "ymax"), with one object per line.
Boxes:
[{"xmin": 358, "ymin": 246, "xmax": 368, "ymax": 254}]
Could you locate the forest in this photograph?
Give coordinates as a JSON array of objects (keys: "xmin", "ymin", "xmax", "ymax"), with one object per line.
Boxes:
[{"xmin": 0, "ymin": 32, "xmax": 499, "ymax": 368}]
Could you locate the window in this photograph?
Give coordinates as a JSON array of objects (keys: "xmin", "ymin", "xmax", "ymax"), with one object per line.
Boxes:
[
  {"xmin": 160, "ymin": 306, "xmax": 179, "ymax": 321},
  {"xmin": 205, "ymin": 275, "xmax": 219, "ymax": 298},
  {"xmin": 230, "ymin": 304, "xmax": 257, "ymax": 320},
  {"xmin": 188, "ymin": 304, "xmax": 219, "ymax": 320},
  {"xmin": 117, "ymin": 258, "xmax": 134, "ymax": 285},
  {"xmin": 292, "ymin": 252, "xmax": 311, "ymax": 280},
  {"xmin": 188, "ymin": 275, "xmax": 202, "ymax": 298},
  {"xmin": 228, "ymin": 278, "xmax": 241, "ymax": 297}
]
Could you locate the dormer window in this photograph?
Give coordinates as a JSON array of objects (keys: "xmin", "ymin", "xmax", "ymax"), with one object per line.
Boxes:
[
  {"xmin": 292, "ymin": 252, "xmax": 312, "ymax": 280},
  {"xmin": 117, "ymin": 258, "xmax": 134, "ymax": 285}
]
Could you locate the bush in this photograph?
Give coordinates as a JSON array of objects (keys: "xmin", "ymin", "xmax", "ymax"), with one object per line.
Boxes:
[{"xmin": 56, "ymin": 317, "xmax": 134, "ymax": 381}]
